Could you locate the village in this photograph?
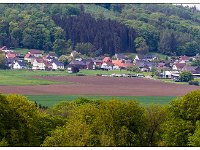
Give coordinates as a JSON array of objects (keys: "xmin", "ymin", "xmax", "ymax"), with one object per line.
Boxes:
[{"xmin": 1, "ymin": 46, "xmax": 200, "ymax": 82}]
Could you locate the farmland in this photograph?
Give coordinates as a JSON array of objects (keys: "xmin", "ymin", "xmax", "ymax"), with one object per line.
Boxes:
[
  {"xmin": 25, "ymin": 95, "xmax": 176, "ymax": 107},
  {"xmin": 0, "ymin": 74, "xmax": 199, "ymax": 96},
  {"xmin": 0, "ymin": 69, "xmax": 199, "ymax": 107}
]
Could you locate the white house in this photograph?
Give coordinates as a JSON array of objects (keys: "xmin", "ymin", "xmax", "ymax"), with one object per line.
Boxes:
[
  {"xmin": 24, "ymin": 54, "xmax": 35, "ymax": 63},
  {"xmin": 101, "ymin": 63, "xmax": 113, "ymax": 70},
  {"xmin": 134, "ymin": 55, "xmax": 140, "ymax": 61},
  {"xmin": 32, "ymin": 59, "xmax": 45, "ymax": 70},
  {"xmin": 28, "ymin": 49, "xmax": 43, "ymax": 58},
  {"xmin": 163, "ymin": 71, "xmax": 172, "ymax": 78},
  {"xmin": 52, "ymin": 61, "xmax": 64, "ymax": 70},
  {"xmin": 13, "ymin": 61, "xmax": 26, "ymax": 69}
]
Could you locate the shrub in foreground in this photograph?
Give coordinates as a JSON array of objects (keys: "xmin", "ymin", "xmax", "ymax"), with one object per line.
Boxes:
[{"xmin": 188, "ymin": 80, "xmax": 199, "ymax": 86}]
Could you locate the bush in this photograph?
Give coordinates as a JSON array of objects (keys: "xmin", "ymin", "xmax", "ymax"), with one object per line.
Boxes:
[
  {"xmin": 188, "ymin": 80, "xmax": 199, "ymax": 86},
  {"xmin": 76, "ymin": 74, "xmax": 86, "ymax": 76},
  {"xmin": 179, "ymin": 71, "xmax": 193, "ymax": 82}
]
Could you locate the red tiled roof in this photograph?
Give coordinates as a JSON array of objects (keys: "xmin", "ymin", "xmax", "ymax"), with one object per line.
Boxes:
[
  {"xmin": 179, "ymin": 55, "xmax": 189, "ymax": 61},
  {"xmin": 0, "ymin": 46, "xmax": 7, "ymax": 50},
  {"xmin": 24, "ymin": 53, "xmax": 30, "ymax": 58},
  {"xmin": 35, "ymin": 58, "xmax": 45, "ymax": 63},
  {"xmin": 6, "ymin": 52, "xmax": 18, "ymax": 58},
  {"xmin": 103, "ymin": 57, "xmax": 112, "ymax": 63},
  {"xmin": 175, "ymin": 63, "xmax": 185, "ymax": 69},
  {"xmin": 158, "ymin": 63, "xmax": 165, "ymax": 67},
  {"xmin": 112, "ymin": 60, "xmax": 133, "ymax": 68}
]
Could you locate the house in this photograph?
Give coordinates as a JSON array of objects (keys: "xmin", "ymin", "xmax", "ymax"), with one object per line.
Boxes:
[
  {"xmin": 67, "ymin": 65, "xmax": 79, "ymax": 73},
  {"xmin": 5, "ymin": 52, "xmax": 20, "ymax": 59},
  {"xmin": 5, "ymin": 58, "xmax": 17, "ymax": 69},
  {"xmin": 179, "ymin": 55, "xmax": 189, "ymax": 62},
  {"xmin": 44, "ymin": 61, "xmax": 53, "ymax": 70},
  {"xmin": 43, "ymin": 52, "xmax": 58, "ymax": 62},
  {"xmin": 101, "ymin": 57, "xmax": 114, "ymax": 70},
  {"xmin": 28, "ymin": 49, "xmax": 43, "ymax": 57},
  {"xmin": 194, "ymin": 67, "xmax": 200, "ymax": 74},
  {"xmin": 134, "ymin": 55, "xmax": 140, "ymax": 61},
  {"xmin": 0, "ymin": 46, "xmax": 13, "ymax": 53},
  {"xmin": 43, "ymin": 55, "xmax": 53, "ymax": 62},
  {"xmin": 83, "ymin": 59, "xmax": 94, "ymax": 70},
  {"xmin": 141, "ymin": 65, "xmax": 150, "ymax": 72},
  {"xmin": 112, "ymin": 60, "xmax": 133, "ymax": 69},
  {"xmin": 158, "ymin": 62, "xmax": 165, "ymax": 68},
  {"xmin": 135, "ymin": 60, "xmax": 155, "ymax": 72},
  {"xmin": 69, "ymin": 60, "xmax": 86, "ymax": 69},
  {"xmin": 13, "ymin": 61, "xmax": 27, "ymax": 69},
  {"xmin": 182, "ymin": 66, "xmax": 197, "ymax": 74},
  {"xmin": 24, "ymin": 54, "xmax": 35, "ymax": 64},
  {"xmin": 0, "ymin": 46, "xmax": 7, "ymax": 51},
  {"xmin": 70, "ymin": 51, "xmax": 79, "ymax": 58},
  {"xmin": 49, "ymin": 52, "xmax": 58, "ymax": 59},
  {"xmin": 114, "ymin": 53, "xmax": 126, "ymax": 60},
  {"xmin": 101, "ymin": 62, "xmax": 113, "ymax": 70},
  {"xmin": 102, "ymin": 57, "xmax": 112, "ymax": 63},
  {"xmin": 134, "ymin": 54, "xmax": 157, "ymax": 62},
  {"xmin": 52, "ymin": 61, "xmax": 64, "ymax": 70},
  {"xmin": 162, "ymin": 71, "xmax": 180, "ymax": 79},
  {"xmin": 172, "ymin": 63, "xmax": 186, "ymax": 71},
  {"xmin": 162, "ymin": 71, "xmax": 172, "ymax": 78},
  {"xmin": 92, "ymin": 59, "xmax": 103, "ymax": 69},
  {"xmin": 32, "ymin": 58, "xmax": 46, "ymax": 70}
]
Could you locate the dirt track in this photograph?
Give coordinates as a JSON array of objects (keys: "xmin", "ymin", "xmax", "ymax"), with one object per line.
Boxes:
[{"xmin": 0, "ymin": 76, "xmax": 199, "ymax": 96}]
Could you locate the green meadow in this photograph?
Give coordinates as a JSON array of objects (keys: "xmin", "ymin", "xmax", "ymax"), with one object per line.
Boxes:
[
  {"xmin": 25, "ymin": 95, "xmax": 177, "ymax": 107},
  {"xmin": 0, "ymin": 69, "xmax": 151, "ymax": 85},
  {"xmin": 0, "ymin": 70, "xmax": 68, "ymax": 85}
]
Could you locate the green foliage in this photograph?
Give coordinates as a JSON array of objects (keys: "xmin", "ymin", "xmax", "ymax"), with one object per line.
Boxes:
[
  {"xmin": 188, "ymin": 121, "xmax": 200, "ymax": 146},
  {"xmin": 3, "ymin": 90, "xmax": 200, "ymax": 146},
  {"xmin": 188, "ymin": 80, "xmax": 199, "ymax": 86},
  {"xmin": 0, "ymin": 52, "xmax": 6, "ymax": 69},
  {"xmin": 42, "ymin": 100, "xmax": 148, "ymax": 146},
  {"xmin": 145, "ymin": 105, "xmax": 167, "ymax": 146},
  {"xmin": 161, "ymin": 118, "xmax": 194, "ymax": 146},
  {"xmin": 134, "ymin": 37, "xmax": 149, "ymax": 55},
  {"xmin": 160, "ymin": 90, "xmax": 200, "ymax": 146},
  {"xmin": 169, "ymin": 90, "xmax": 200, "ymax": 124},
  {"xmin": 191, "ymin": 59, "xmax": 200, "ymax": 67},
  {"xmin": 0, "ymin": 138, "xmax": 9, "ymax": 146},
  {"xmin": 151, "ymin": 66, "xmax": 160, "ymax": 77},
  {"xmin": 127, "ymin": 66, "xmax": 140, "ymax": 73},
  {"xmin": 1, "ymin": 4, "xmax": 200, "ymax": 56},
  {"xmin": 75, "ymin": 42, "xmax": 96, "ymax": 57},
  {"xmin": 0, "ymin": 94, "xmax": 65, "ymax": 146},
  {"xmin": 179, "ymin": 71, "xmax": 193, "ymax": 82}
]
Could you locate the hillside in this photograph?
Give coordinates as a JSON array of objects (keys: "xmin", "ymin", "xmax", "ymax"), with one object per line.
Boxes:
[{"xmin": 1, "ymin": 4, "xmax": 200, "ymax": 56}]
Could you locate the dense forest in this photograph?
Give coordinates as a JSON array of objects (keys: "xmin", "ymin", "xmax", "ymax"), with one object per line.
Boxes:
[
  {"xmin": 1, "ymin": 91, "xmax": 200, "ymax": 146},
  {"xmin": 1, "ymin": 4, "xmax": 200, "ymax": 56}
]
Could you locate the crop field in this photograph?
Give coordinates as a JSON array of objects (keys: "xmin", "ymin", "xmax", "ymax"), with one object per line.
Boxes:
[
  {"xmin": 0, "ymin": 75, "xmax": 199, "ymax": 96},
  {"xmin": 0, "ymin": 70, "xmax": 199, "ymax": 107},
  {"xmin": 25, "ymin": 95, "xmax": 177, "ymax": 107},
  {"xmin": 0, "ymin": 69, "xmax": 150, "ymax": 85}
]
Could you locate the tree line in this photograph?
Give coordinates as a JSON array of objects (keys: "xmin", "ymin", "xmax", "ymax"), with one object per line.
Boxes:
[
  {"xmin": 1, "ymin": 4, "xmax": 200, "ymax": 56},
  {"xmin": 52, "ymin": 13, "xmax": 136, "ymax": 55},
  {"xmin": 1, "ymin": 90, "xmax": 200, "ymax": 146}
]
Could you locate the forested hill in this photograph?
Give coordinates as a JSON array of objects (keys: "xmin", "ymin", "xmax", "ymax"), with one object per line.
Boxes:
[{"xmin": 1, "ymin": 4, "xmax": 200, "ymax": 56}]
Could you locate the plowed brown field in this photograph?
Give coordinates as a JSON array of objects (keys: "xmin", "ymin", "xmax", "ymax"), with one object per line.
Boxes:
[{"xmin": 0, "ymin": 76, "xmax": 199, "ymax": 96}]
